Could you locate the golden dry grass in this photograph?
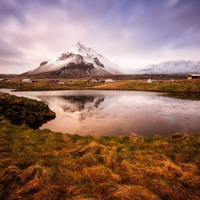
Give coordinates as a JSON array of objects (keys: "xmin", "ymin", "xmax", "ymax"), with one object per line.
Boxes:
[{"xmin": 0, "ymin": 119, "xmax": 200, "ymax": 199}]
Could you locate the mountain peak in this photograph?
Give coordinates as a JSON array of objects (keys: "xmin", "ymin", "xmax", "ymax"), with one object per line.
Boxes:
[
  {"xmin": 68, "ymin": 42, "xmax": 89, "ymax": 54},
  {"xmin": 27, "ymin": 42, "xmax": 124, "ymax": 77},
  {"xmin": 73, "ymin": 42, "xmax": 93, "ymax": 52},
  {"xmin": 76, "ymin": 42, "xmax": 85, "ymax": 48},
  {"xmin": 76, "ymin": 42, "xmax": 83, "ymax": 46}
]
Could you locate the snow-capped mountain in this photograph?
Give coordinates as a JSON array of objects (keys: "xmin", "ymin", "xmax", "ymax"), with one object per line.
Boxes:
[
  {"xmin": 27, "ymin": 42, "xmax": 123, "ymax": 77},
  {"xmin": 128, "ymin": 60, "xmax": 200, "ymax": 74}
]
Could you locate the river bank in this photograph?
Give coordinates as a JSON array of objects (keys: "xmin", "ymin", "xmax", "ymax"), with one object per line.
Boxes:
[{"xmin": 0, "ymin": 92, "xmax": 55, "ymax": 128}]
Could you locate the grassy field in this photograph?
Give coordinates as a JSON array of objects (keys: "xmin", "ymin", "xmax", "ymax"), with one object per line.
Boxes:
[
  {"xmin": 93, "ymin": 79, "xmax": 200, "ymax": 93},
  {"xmin": 0, "ymin": 78, "xmax": 200, "ymax": 93},
  {"xmin": 0, "ymin": 93, "xmax": 200, "ymax": 199},
  {"xmin": 0, "ymin": 118, "xmax": 200, "ymax": 200}
]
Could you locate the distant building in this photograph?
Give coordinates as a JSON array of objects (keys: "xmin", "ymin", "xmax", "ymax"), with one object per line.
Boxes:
[
  {"xmin": 187, "ymin": 74, "xmax": 200, "ymax": 80},
  {"xmin": 104, "ymin": 79, "xmax": 115, "ymax": 83},
  {"xmin": 50, "ymin": 80, "xmax": 65, "ymax": 84},
  {"xmin": 22, "ymin": 79, "xmax": 33, "ymax": 83},
  {"xmin": 88, "ymin": 79, "xmax": 98, "ymax": 83},
  {"xmin": 88, "ymin": 78, "xmax": 107, "ymax": 83},
  {"xmin": 147, "ymin": 78, "xmax": 153, "ymax": 83},
  {"xmin": 57, "ymin": 82, "xmax": 65, "ymax": 85}
]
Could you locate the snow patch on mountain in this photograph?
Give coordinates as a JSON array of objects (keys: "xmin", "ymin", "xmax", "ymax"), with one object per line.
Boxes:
[
  {"xmin": 128, "ymin": 60, "xmax": 200, "ymax": 74},
  {"xmin": 29, "ymin": 42, "xmax": 123, "ymax": 76}
]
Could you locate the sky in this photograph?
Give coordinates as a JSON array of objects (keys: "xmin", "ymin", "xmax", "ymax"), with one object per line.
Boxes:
[{"xmin": 0, "ymin": 0, "xmax": 200, "ymax": 74}]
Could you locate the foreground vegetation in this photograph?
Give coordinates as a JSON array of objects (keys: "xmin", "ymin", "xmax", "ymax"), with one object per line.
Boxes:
[
  {"xmin": 0, "ymin": 118, "xmax": 200, "ymax": 200},
  {"xmin": 0, "ymin": 92, "xmax": 199, "ymax": 199},
  {"xmin": 0, "ymin": 79, "xmax": 200, "ymax": 93}
]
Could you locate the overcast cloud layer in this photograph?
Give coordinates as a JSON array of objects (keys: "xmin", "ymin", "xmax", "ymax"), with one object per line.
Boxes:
[{"xmin": 0, "ymin": 0, "xmax": 200, "ymax": 74}]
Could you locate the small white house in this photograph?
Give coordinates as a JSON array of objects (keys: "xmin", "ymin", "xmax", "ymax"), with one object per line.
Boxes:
[
  {"xmin": 187, "ymin": 74, "xmax": 200, "ymax": 80},
  {"xmin": 57, "ymin": 82, "xmax": 65, "ymax": 85},
  {"xmin": 22, "ymin": 79, "xmax": 33, "ymax": 83},
  {"xmin": 147, "ymin": 78, "xmax": 153, "ymax": 83},
  {"xmin": 104, "ymin": 79, "xmax": 115, "ymax": 83},
  {"xmin": 88, "ymin": 79, "xmax": 98, "ymax": 83},
  {"xmin": 50, "ymin": 80, "xmax": 65, "ymax": 85}
]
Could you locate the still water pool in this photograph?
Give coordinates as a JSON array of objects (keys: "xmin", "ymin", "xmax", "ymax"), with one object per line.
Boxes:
[{"xmin": 1, "ymin": 89, "xmax": 200, "ymax": 136}]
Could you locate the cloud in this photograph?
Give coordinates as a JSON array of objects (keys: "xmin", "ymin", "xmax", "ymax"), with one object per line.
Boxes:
[
  {"xmin": 0, "ymin": 0, "xmax": 200, "ymax": 73},
  {"xmin": 168, "ymin": 0, "xmax": 181, "ymax": 6}
]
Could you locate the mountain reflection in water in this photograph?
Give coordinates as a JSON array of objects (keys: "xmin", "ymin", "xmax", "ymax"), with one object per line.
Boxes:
[
  {"xmin": 39, "ymin": 93, "xmax": 200, "ymax": 136},
  {"xmin": 1, "ymin": 89, "xmax": 200, "ymax": 136},
  {"xmin": 57, "ymin": 96, "xmax": 105, "ymax": 122},
  {"xmin": 40, "ymin": 95, "xmax": 125, "ymax": 135}
]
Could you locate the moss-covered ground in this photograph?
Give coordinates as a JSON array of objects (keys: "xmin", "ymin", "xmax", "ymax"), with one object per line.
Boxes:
[{"xmin": 0, "ymin": 92, "xmax": 55, "ymax": 128}]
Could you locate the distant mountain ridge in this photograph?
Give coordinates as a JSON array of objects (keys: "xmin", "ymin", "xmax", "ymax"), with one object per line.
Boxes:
[
  {"xmin": 26, "ymin": 42, "xmax": 123, "ymax": 78},
  {"xmin": 128, "ymin": 60, "xmax": 200, "ymax": 74}
]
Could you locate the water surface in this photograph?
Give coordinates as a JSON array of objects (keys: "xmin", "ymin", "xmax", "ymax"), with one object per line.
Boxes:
[{"xmin": 1, "ymin": 89, "xmax": 200, "ymax": 136}]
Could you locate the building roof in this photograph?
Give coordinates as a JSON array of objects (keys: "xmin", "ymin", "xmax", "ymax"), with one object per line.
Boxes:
[{"xmin": 187, "ymin": 74, "xmax": 200, "ymax": 77}]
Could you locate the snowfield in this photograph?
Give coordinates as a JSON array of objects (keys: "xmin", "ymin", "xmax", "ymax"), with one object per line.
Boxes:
[{"xmin": 127, "ymin": 60, "xmax": 200, "ymax": 74}]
